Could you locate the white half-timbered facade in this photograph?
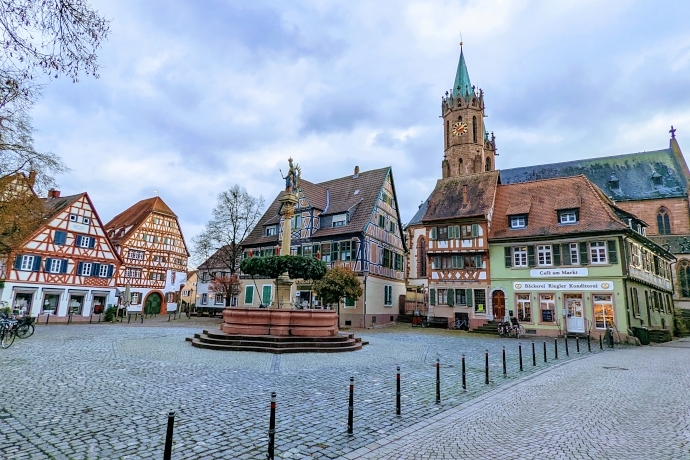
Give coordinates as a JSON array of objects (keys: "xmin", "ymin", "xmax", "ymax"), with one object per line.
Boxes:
[
  {"xmin": 1, "ymin": 191, "xmax": 121, "ymax": 320},
  {"xmin": 240, "ymin": 166, "xmax": 407, "ymax": 327},
  {"xmin": 105, "ymin": 197, "xmax": 189, "ymax": 314}
]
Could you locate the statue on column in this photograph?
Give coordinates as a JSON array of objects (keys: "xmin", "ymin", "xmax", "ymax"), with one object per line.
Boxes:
[{"xmin": 281, "ymin": 158, "xmax": 301, "ymax": 194}]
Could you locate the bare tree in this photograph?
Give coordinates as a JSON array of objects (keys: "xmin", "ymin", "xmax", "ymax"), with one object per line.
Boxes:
[{"xmin": 194, "ymin": 186, "xmax": 265, "ymax": 305}]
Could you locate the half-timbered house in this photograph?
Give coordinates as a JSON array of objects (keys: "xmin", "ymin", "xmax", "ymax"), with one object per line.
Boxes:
[
  {"xmin": 105, "ymin": 197, "xmax": 189, "ymax": 315},
  {"xmin": 1, "ymin": 191, "xmax": 121, "ymax": 321},
  {"xmin": 240, "ymin": 166, "xmax": 407, "ymax": 327}
]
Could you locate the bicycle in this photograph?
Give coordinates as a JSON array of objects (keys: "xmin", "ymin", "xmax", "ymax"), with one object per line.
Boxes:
[
  {"xmin": 15, "ymin": 316, "xmax": 35, "ymax": 339},
  {"xmin": 0, "ymin": 317, "xmax": 18, "ymax": 349},
  {"xmin": 450, "ymin": 318, "xmax": 469, "ymax": 331},
  {"xmin": 497, "ymin": 321, "xmax": 511, "ymax": 338}
]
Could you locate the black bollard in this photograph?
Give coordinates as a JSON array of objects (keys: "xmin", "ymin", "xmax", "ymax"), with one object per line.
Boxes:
[
  {"xmin": 163, "ymin": 411, "xmax": 175, "ymax": 460},
  {"xmin": 484, "ymin": 350, "xmax": 489, "ymax": 385},
  {"xmin": 599, "ymin": 335, "xmax": 603, "ymax": 350},
  {"xmin": 140, "ymin": 313, "xmax": 143, "ymax": 324},
  {"xmin": 168, "ymin": 313, "xmax": 171, "ymax": 322},
  {"xmin": 67, "ymin": 312, "xmax": 72, "ymax": 325},
  {"xmin": 461, "ymin": 354, "xmax": 466, "ymax": 391},
  {"xmin": 532, "ymin": 341, "xmax": 536, "ymax": 367},
  {"xmin": 348, "ymin": 377, "xmax": 354, "ymax": 435},
  {"xmin": 543, "ymin": 341, "xmax": 547, "ymax": 363},
  {"xmin": 588, "ymin": 335, "xmax": 591, "ymax": 352},
  {"xmin": 576, "ymin": 337, "xmax": 580, "ymax": 353},
  {"xmin": 128, "ymin": 314, "xmax": 131, "ymax": 324},
  {"xmin": 519, "ymin": 344, "xmax": 523, "ymax": 371},
  {"xmin": 46, "ymin": 312, "xmax": 50, "ymax": 325},
  {"xmin": 502, "ymin": 346, "xmax": 507, "ymax": 377},
  {"xmin": 89, "ymin": 313, "xmax": 93, "ymax": 324},
  {"xmin": 396, "ymin": 366, "xmax": 401, "ymax": 416},
  {"xmin": 436, "ymin": 358, "xmax": 441, "ymax": 404},
  {"xmin": 268, "ymin": 392, "xmax": 276, "ymax": 460},
  {"xmin": 565, "ymin": 337, "xmax": 569, "ymax": 356},
  {"xmin": 554, "ymin": 338, "xmax": 558, "ymax": 360},
  {"xmin": 98, "ymin": 313, "xmax": 101, "ymax": 324}
]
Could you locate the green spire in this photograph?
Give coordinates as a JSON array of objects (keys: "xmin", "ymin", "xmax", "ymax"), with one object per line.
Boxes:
[{"xmin": 451, "ymin": 47, "xmax": 474, "ymax": 100}]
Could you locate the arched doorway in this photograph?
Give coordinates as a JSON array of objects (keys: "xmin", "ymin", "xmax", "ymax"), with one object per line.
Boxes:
[
  {"xmin": 492, "ymin": 291, "xmax": 506, "ymax": 320},
  {"xmin": 144, "ymin": 292, "xmax": 163, "ymax": 315}
]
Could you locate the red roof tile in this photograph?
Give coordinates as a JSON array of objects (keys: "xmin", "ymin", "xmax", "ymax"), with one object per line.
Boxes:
[{"xmin": 422, "ymin": 171, "xmax": 500, "ymax": 222}]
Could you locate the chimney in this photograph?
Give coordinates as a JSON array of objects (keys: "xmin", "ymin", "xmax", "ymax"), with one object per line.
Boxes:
[
  {"xmin": 462, "ymin": 185, "xmax": 468, "ymax": 205},
  {"xmin": 27, "ymin": 170, "xmax": 37, "ymax": 187},
  {"xmin": 48, "ymin": 189, "xmax": 61, "ymax": 198},
  {"xmin": 353, "ymin": 166, "xmax": 360, "ymax": 178}
]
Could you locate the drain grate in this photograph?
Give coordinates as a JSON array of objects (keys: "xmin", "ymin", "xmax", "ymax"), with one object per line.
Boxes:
[{"xmin": 602, "ymin": 366, "xmax": 629, "ymax": 371}]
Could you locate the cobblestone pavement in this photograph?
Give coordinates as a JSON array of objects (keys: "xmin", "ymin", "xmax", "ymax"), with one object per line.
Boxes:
[
  {"xmin": 346, "ymin": 339, "xmax": 690, "ymax": 460},
  {"xmin": 1, "ymin": 320, "xmax": 616, "ymax": 459}
]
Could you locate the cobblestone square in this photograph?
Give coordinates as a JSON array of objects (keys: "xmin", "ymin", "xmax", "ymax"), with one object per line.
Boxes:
[{"xmin": 0, "ymin": 319, "xmax": 646, "ymax": 459}]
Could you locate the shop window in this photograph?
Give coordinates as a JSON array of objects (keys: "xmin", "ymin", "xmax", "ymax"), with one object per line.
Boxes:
[
  {"xmin": 42, "ymin": 294, "xmax": 60, "ymax": 314},
  {"xmin": 474, "ymin": 289, "xmax": 486, "ymax": 313},
  {"xmin": 539, "ymin": 294, "xmax": 555, "ymax": 322},
  {"xmin": 516, "ymin": 294, "xmax": 531, "ymax": 322},
  {"xmin": 593, "ymin": 295, "xmax": 614, "ymax": 329},
  {"xmin": 68, "ymin": 295, "xmax": 84, "ymax": 315},
  {"xmin": 13, "ymin": 293, "xmax": 33, "ymax": 315}
]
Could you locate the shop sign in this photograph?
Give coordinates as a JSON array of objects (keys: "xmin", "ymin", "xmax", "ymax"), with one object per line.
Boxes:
[
  {"xmin": 513, "ymin": 281, "xmax": 614, "ymax": 291},
  {"xmin": 530, "ymin": 268, "xmax": 588, "ymax": 277}
]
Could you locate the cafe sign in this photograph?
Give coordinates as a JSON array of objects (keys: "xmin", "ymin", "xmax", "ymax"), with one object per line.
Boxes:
[
  {"xmin": 513, "ymin": 281, "xmax": 614, "ymax": 291},
  {"xmin": 530, "ymin": 268, "xmax": 588, "ymax": 277}
]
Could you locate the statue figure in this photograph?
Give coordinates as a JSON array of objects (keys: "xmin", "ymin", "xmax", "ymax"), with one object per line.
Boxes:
[{"xmin": 281, "ymin": 158, "xmax": 301, "ymax": 194}]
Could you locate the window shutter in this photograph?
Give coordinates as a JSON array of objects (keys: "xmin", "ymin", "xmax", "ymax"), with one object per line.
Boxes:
[
  {"xmin": 458, "ymin": 256, "xmax": 465, "ymax": 269},
  {"xmin": 579, "ymin": 242, "xmax": 589, "ymax": 265},
  {"xmin": 472, "ymin": 224, "xmax": 479, "ymax": 238},
  {"xmin": 45, "ymin": 258, "xmax": 52, "ymax": 272},
  {"xmin": 107, "ymin": 265, "xmax": 114, "ymax": 278},
  {"xmin": 430, "ymin": 227, "xmax": 437, "ymax": 240},
  {"xmin": 475, "ymin": 255, "xmax": 482, "ymax": 269},
  {"xmin": 351, "ymin": 244, "xmax": 357, "ymax": 261},
  {"xmin": 466, "ymin": 288, "xmax": 473, "ymax": 307},
  {"xmin": 454, "ymin": 226, "xmax": 460, "ymax": 239},
  {"xmin": 562, "ymin": 244, "xmax": 571, "ymax": 265},
  {"xmin": 61, "ymin": 260, "xmax": 69, "ymax": 274},
  {"xmin": 55, "ymin": 231, "xmax": 66, "ymax": 245},
  {"xmin": 75, "ymin": 235, "xmax": 82, "ymax": 247},
  {"xmin": 89, "ymin": 237, "xmax": 96, "ymax": 249},
  {"xmin": 262, "ymin": 285, "xmax": 272, "ymax": 305},
  {"xmin": 429, "ymin": 288, "xmax": 436, "ymax": 306},
  {"xmin": 32, "ymin": 256, "xmax": 42, "ymax": 272},
  {"xmin": 447, "ymin": 226, "xmax": 453, "ymax": 239},
  {"xmin": 13, "ymin": 255, "xmax": 22, "ymax": 270},
  {"xmin": 607, "ymin": 240, "xmax": 618, "ymax": 264},
  {"xmin": 553, "ymin": 244, "xmax": 561, "ymax": 266},
  {"xmin": 447, "ymin": 289, "xmax": 455, "ymax": 307},
  {"xmin": 92, "ymin": 263, "xmax": 101, "ymax": 277},
  {"xmin": 78, "ymin": 262, "xmax": 84, "ymax": 275},
  {"xmin": 244, "ymin": 287, "xmax": 253, "ymax": 304},
  {"xmin": 434, "ymin": 256, "xmax": 440, "ymax": 269},
  {"xmin": 504, "ymin": 247, "xmax": 512, "ymax": 268},
  {"xmin": 527, "ymin": 246, "xmax": 536, "ymax": 267}
]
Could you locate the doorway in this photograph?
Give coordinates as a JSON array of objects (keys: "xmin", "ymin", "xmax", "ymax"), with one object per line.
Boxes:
[
  {"xmin": 564, "ymin": 294, "xmax": 585, "ymax": 333},
  {"xmin": 492, "ymin": 291, "xmax": 506, "ymax": 320},
  {"xmin": 144, "ymin": 293, "xmax": 162, "ymax": 315}
]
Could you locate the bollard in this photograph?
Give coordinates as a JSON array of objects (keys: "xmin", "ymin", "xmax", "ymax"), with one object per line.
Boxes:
[
  {"xmin": 396, "ymin": 366, "xmax": 401, "ymax": 416},
  {"xmin": 98, "ymin": 313, "xmax": 101, "ymax": 324},
  {"xmin": 576, "ymin": 337, "xmax": 580, "ymax": 353},
  {"xmin": 484, "ymin": 350, "xmax": 489, "ymax": 385},
  {"xmin": 532, "ymin": 341, "xmax": 536, "ymax": 367},
  {"xmin": 436, "ymin": 358, "xmax": 441, "ymax": 404},
  {"xmin": 67, "ymin": 312, "xmax": 72, "ymax": 325},
  {"xmin": 502, "ymin": 346, "xmax": 507, "ymax": 377},
  {"xmin": 588, "ymin": 335, "xmax": 591, "ymax": 352},
  {"xmin": 168, "ymin": 313, "xmax": 171, "ymax": 322},
  {"xmin": 565, "ymin": 337, "xmax": 569, "ymax": 356},
  {"xmin": 461, "ymin": 354, "xmax": 466, "ymax": 391},
  {"xmin": 163, "ymin": 411, "xmax": 175, "ymax": 460},
  {"xmin": 268, "ymin": 392, "xmax": 276, "ymax": 460},
  {"xmin": 543, "ymin": 341, "xmax": 547, "ymax": 363},
  {"xmin": 554, "ymin": 338, "xmax": 558, "ymax": 360},
  {"xmin": 140, "ymin": 313, "xmax": 143, "ymax": 324},
  {"xmin": 46, "ymin": 312, "xmax": 50, "ymax": 325},
  {"xmin": 89, "ymin": 313, "xmax": 93, "ymax": 324},
  {"xmin": 519, "ymin": 344, "xmax": 523, "ymax": 371},
  {"xmin": 128, "ymin": 314, "xmax": 131, "ymax": 324},
  {"xmin": 348, "ymin": 377, "xmax": 354, "ymax": 435},
  {"xmin": 599, "ymin": 335, "xmax": 603, "ymax": 350}
]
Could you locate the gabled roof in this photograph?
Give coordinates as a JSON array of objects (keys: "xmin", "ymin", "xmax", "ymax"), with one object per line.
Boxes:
[
  {"xmin": 490, "ymin": 175, "xmax": 630, "ymax": 240},
  {"xmin": 500, "ymin": 141, "xmax": 689, "ymax": 202},
  {"xmin": 105, "ymin": 196, "xmax": 177, "ymax": 245},
  {"xmin": 406, "ymin": 198, "xmax": 430, "ymax": 228},
  {"xmin": 421, "ymin": 171, "xmax": 500, "ymax": 223},
  {"xmin": 43, "ymin": 193, "xmax": 83, "ymax": 219},
  {"xmin": 242, "ymin": 167, "xmax": 394, "ymax": 245}
]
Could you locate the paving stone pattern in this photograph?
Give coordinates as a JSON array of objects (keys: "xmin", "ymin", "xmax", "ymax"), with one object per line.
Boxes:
[{"xmin": 0, "ymin": 322, "xmax": 612, "ymax": 459}]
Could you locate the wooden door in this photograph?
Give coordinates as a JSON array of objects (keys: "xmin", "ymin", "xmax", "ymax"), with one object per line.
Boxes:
[
  {"xmin": 492, "ymin": 291, "xmax": 506, "ymax": 320},
  {"xmin": 145, "ymin": 293, "xmax": 162, "ymax": 315}
]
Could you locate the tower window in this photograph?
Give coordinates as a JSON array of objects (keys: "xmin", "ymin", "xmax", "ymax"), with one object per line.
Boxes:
[
  {"xmin": 657, "ymin": 208, "xmax": 672, "ymax": 235},
  {"xmin": 485, "ymin": 157, "xmax": 491, "ymax": 172},
  {"xmin": 458, "ymin": 158, "xmax": 464, "ymax": 174},
  {"xmin": 445, "ymin": 120, "xmax": 449, "ymax": 149},
  {"xmin": 680, "ymin": 260, "xmax": 690, "ymax": 297},
  {"xmin": 472, "ymin": 116, "xmax": 477, "ymax": 143},
  {"xmin": 458, "ymin": 115, "xmax": 462, "ymax": 121}
]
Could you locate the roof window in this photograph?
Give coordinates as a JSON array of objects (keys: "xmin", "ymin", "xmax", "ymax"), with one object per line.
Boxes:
[
  {"xmin": 558, "ymin": 209, "xmax": 579, "ymax": 225},
  {"xmin": 651, "ymin": 172, "xmax": 663, "ymax": 186},
  {"xmin": 509, "ymin": 215, "xmax": 527, "ymax": 229},
  {"xmin": 608, "ymin": 174, "xmax": 620, "ymax": 190}
]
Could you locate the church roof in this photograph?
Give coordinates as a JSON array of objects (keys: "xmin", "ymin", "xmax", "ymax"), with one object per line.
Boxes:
[
  {"xmin": 500, "ymin": 143, "xmax": 689, "ymax": 202},
  {"xmin": 421, "ymin": 171, "xmax": 500, "ymax": 223},
  {"xmin": 451, "ymin": 48, "xmax": 475, "ymax": 100}
]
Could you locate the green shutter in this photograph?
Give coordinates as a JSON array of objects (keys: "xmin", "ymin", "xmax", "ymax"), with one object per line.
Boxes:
[
  {"xmin": 504, "ymin": 247, "xmax": 512, "ymax": 268},
  {"xmin": 579, "ymin": 242, "xmax": 589, "ymax": 265},
  {"xmin": 466, "ymin": 288, "xmax": 473, "ymax": 307},
  {"xmin": 430, "ymin": 227, "xmax": 437, "ymax": 240},
  {"xmin": 527, "ymin": 246, "xmax": 535, "ymax": 267},
  {"xmin": 562, "ymin": 244, "xmax": 571, "ymax": 265},
  {"xmin": 244, "ymin": 286, "xmax": 254, "ymax": 305},
  {"xmin": 553, "ymin": 244, "xmax": 561, "ymax": 266},
  {"xmin": 458, "ymin": 255, "xmax": 465, "ymax": 269},
  {"xmin": 471, "ymin": 224, "xmax": 479, "ymax": 238},
  {"xmin": 434, "ymin": 256, "xmax": 440, "ymax": 269},
  {"xmin": 429, "ymin": 288, "xmax": 436, "ymax": 306},
  {"xmin": 262, "ymin": 285, "xmax": 272, "ymax": 306},
  {"xmin": 607, "ymin": 240, "xmax": 618, "ymax": 264},
  {"xmin": 475, "ymin": 254, "xmax": 482, "ymax": 268},
  {"xmin": 447, "ymin": 226, "xmax": 453, "ymax": 239},
  {"xmin": 454, "ymin": 226, "xmax": 461, "ymax": 239},
  {"xmin": 447, "ymin": 289, "xmax": 455, "ymax": 307}
]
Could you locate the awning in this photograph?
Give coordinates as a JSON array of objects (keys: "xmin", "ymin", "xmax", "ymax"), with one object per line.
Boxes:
[
  {"xmin": 68, "ymin": 290, "xmax": 88, "ymax": 295},
  {"xmin": 91, "ymin": 291, "xmax": 111, "ymax": 296},
  {"xmin": 42, "ymin": 289, "xmax": 65, "ymax": 295},
  {"xmin": 12, "ymin": 287, "xmax": 38, "ymax": 294}
]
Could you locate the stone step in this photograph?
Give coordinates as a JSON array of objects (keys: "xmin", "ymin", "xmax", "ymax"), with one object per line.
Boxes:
[
  {"xmin": 194, "ymin": 333, "xmax": 357, "ymax": 348},
  {"xmin": 202, "ymin": 330, "xmax": 355, "ymax": 343},
  {"xmin": 190, "ymin": 337, "xmax": 363, "ymax": 354}
]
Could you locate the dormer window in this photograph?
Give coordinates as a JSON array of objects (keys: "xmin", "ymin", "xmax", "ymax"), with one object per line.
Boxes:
[
  {"xmin": 651, "ymin": 172, "xmax": 663, "ymax": 186},
  {"xmin": 332, "ymin": 214, "xmax": 347, "ymax": 228},
  {"xmin": 509, "ymin": 215, "xmax": 527, "ymax": 229},
  {"xmin": 265, "ymin": 226, "xmax": 277, "ymax": 236},
  {"xmin": 609, "ymin": 174, "xmax": 620, "ymax": 190},
  {"xmin": 558, "ymin": 209, "xmax": 579, "ymax": 225}
]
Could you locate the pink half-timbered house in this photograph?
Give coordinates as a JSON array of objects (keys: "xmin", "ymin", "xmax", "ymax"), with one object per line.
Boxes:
[{"xmin": 1, "ymin": 191, "xmax": 121, "ymax": 321}]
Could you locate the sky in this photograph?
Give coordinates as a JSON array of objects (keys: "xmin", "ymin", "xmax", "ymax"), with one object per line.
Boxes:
[{"xmin": 31, "ymin": 0, "xmax": 690, "ymax": 262}]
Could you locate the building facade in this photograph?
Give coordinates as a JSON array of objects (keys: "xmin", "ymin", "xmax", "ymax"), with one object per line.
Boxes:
[
  {"xmin": 105, "ymin": 197, "xmax": 189, "ymax": 314},
  {"xmin": 240, "ymin": 166, "xmax": 407, "ymax": 327},
  {"xmin": 1, "ymin": 192, "xmax": 121, "ymax": 321}
]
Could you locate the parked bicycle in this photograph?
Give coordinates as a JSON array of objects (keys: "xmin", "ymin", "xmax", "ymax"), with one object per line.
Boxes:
[
  {"xmin": 450, "ymin": 318, "xmax": 469, "ymax": 331},
  {"xmin": 0, "ymin": 316, "xmax": 18, "ymax": 349}
]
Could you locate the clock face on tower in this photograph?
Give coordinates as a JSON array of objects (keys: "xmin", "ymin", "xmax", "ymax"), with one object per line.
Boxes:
[{"xmin": 452, "ymin": 121, "xmax": 468, "ymax": 136}]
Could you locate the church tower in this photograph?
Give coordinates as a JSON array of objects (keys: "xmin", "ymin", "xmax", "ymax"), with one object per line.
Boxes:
[{"xmin": 441, "ymin": 45, "xmax": 497, "ymax": 178}]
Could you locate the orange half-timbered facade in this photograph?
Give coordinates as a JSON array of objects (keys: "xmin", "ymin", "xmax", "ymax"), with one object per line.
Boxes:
[
  {"xmin": 1, "ymin": 192, "xmax": 121, "ymax": 320},
  {"xmin": 105, "ymin": 197, "xmax": 189, "ymax": 315}
]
